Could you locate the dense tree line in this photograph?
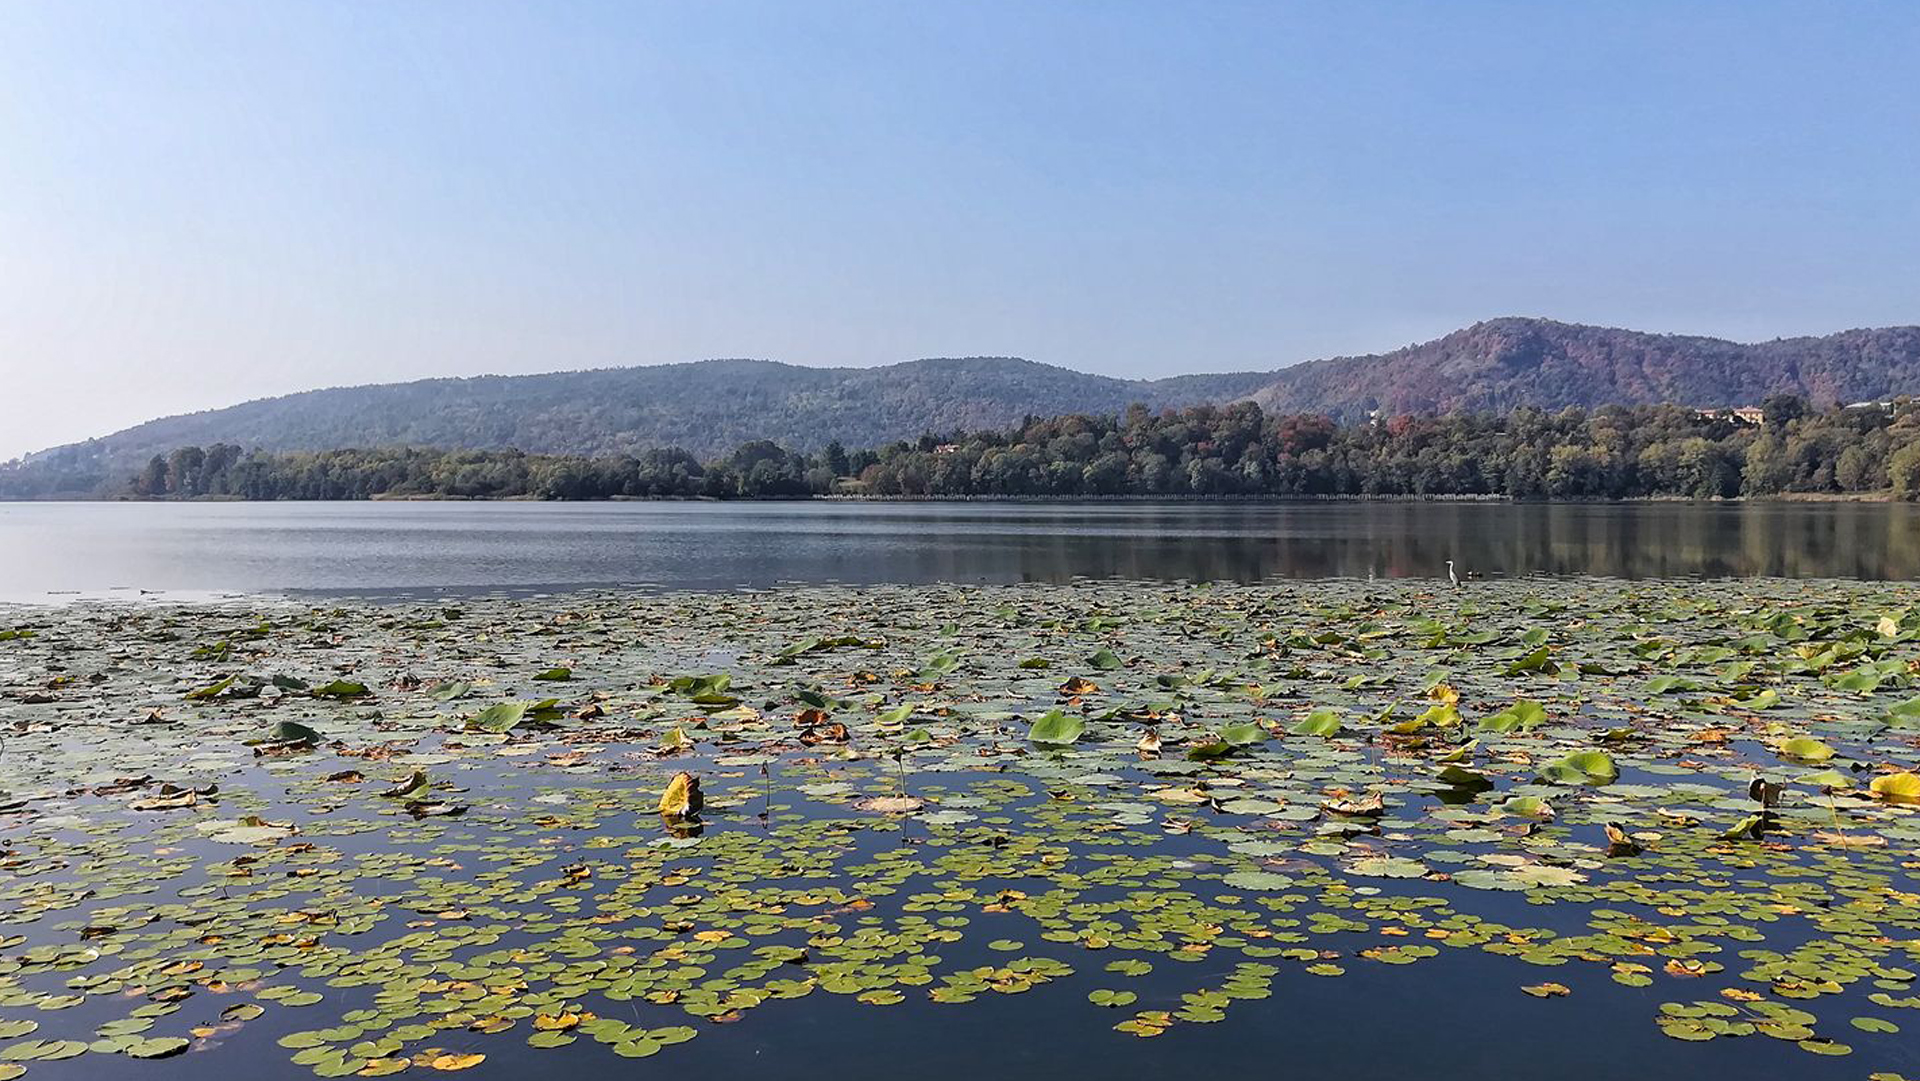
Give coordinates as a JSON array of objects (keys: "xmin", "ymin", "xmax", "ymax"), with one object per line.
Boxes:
[
  {"xmin": 15, "ymin": 395, "xmax": 1920, "ymax": 502},
  {"xmin": 854, "ymin": 397, "xmax": 1920, "ymax": 500},
  {"xmin": 115, "ymin": 440, "xmax": 877, "ymax": 501}
]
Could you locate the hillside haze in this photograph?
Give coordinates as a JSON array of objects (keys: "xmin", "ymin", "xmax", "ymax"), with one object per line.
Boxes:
[{"xmin": 12, "ymin": 318, "xmax": 1920, "ymax": 495}]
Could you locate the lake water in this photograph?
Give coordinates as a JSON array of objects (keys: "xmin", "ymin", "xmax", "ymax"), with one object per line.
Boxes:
[
  {"xmin": 4, "ymin": 519, "xmax": 1919, "ymax": 1081},
  {"xmin": 5, "ymin": 577, "xmax": 1916, "ymax": 1081},
  {"xmin": 1, "ymin": 500, "xmax": 1916, "ymax": 602}
]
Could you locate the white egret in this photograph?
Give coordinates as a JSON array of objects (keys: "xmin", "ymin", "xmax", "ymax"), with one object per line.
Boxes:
[{"xmin": 1445, "ymin": 560, "xmax": 1460, "ymax": 588}]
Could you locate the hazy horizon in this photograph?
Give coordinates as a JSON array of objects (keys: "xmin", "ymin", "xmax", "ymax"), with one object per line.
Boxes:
[{"xmin": 4, "ymin": 0, "xmax": 1917, "ymax": 459}]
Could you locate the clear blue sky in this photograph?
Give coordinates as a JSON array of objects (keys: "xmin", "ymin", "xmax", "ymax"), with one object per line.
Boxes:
[{"xmin": 2, "ymin": 0, "xmax": 1916, "ymax": 458}]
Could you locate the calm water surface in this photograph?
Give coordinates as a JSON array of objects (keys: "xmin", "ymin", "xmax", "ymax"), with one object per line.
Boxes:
[
  {"xmin": 3, "ymin": 522, "xmax": 1916, "ymax": 1081},
  {"xmin": 1, "ymin": 500, "xmax": 1916, "ymax": 601}
]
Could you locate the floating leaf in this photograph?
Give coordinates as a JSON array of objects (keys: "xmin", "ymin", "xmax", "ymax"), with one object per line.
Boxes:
[
  {"xmin": 1029, "ymin": 709, "xmax": 1085, "ymax": 745},
  {"xmin": 1219, "ymin": 722, "xmax": 1265, "ymax": 746},
  {"xmin": 1778, "ymin": 736, "xmax": 1835, "ymax": 762},
  {"xmin": 185, "ymin": 675, "xmax": 237, "ymax": 700},
  {"xmin": 1479, "ymin": 699, "xmax": 1547, "ymax": 733},
  {"xmin": 1290, "ymin": 709, "xmax": 1342, "ymax": 737},
  {"xmin": 1870, "ymin": 772, "xmax": 1920, "ymax": 802},
  {"xmin": 1436, "ymin": 764, "xmax": 1493, "ymax": 791},
  {"xmin": 1221, "ymin": 871, "xmax": 1294, "ymax": 890},
  {"xmin": 1537, "ymin": 750, "xmax": 1618, "ymax": 784},
  {"xmin": 311, "ymin": 679, "xmax": 371, "ymax": 699},
  {"xmin": 1501, "ymin": 795, "xmax": 1554, "ymax": 818},
  {"xmin": 126, "ymin": 1036, "xmax": 189, "ymax": 1059},
  {"xmin": 466, "ymin": 701, "xmax": 531, "ymax": 733}
]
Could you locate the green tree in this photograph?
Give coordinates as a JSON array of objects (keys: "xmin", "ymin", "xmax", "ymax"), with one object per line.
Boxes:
[
  {"xmin": 1834, "ymin": 445, "xmax": 1878, "ymax": 492},
  {"xmin": 1741, "ymin": 435, "xmax": 1789, "ymax": 495},
  {"xmin": 167, "ymin": 445, "xmax": 206, "ymax": 497},
  {"xmin": 137, "ymin": 455, "xmax": 170, "ymax": 498},
  {"xmin": 1890, "ymin": 442, "xmax": 1920, "ymax": 501}
]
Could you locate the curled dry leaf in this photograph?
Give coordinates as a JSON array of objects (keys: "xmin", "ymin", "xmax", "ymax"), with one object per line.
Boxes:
[{"xmin": 659, "ymin": 771, "xmax": 703, "ymax": 818}]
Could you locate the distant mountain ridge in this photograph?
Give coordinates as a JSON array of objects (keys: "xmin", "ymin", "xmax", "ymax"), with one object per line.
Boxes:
[
  {"xmin": 33, "ymin": 356, "xmax": 1277, "ymax": 464},
  {"xmin": 12, "ymin": 318, "xmax": 1920, "ymax": 492},
  {"xmin": 1247, "ymin": 318, "xmax": 1920, "ymax": 418}
]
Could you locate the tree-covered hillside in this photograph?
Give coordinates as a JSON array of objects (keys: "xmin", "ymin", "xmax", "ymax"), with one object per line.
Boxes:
[
  {"xmin": 11, "ymin": 357, "xmax": 1276, "ymax": 495},
  {"xmin": 1250, "ymin": 319, "xmax": 1920, "ymax": 419},
  {"xmin": 8, "ymin": 318, "xmax": 1920, "ymax": 499}
]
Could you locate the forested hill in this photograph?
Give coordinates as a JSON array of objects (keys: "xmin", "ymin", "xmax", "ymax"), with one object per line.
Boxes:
[
  {"xmin": 1249, "ymin": 319, "xmax": 1920, "ymax": 418},
  {"xmin": 18, "ymin": 357, "xmax": 1276, "ymax": 483},
  {"xmin": 9, "ymin": 318, "xmax": 1920, "ymax": 497}
]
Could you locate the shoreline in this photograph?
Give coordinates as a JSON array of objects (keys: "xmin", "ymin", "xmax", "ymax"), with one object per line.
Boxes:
[{"xmin": 0, "ymin": 490, "xmax": 1906, "ymax": 505}]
